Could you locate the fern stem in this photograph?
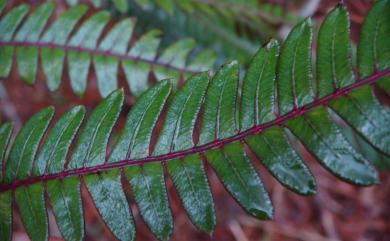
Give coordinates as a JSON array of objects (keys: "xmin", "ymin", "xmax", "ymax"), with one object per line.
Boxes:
[
  {"xmin": 1, "ymin": 68, "xmax": 389, "ymax": 193},
  {"xmin": 0, "ymin": 41, "xmax": 197, "ymax": 74}
]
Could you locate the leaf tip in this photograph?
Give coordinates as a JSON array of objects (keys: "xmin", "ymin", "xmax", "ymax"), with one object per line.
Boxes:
[
  {"xmin": 265, "ymin": 38, "xmax": 279, "ymax": 49},
  {"xmin": 71, "ymin": 105, "xmax": 86, "ymax": 115},
  {"xmin": 302, "ymin": 17, "xmax": 313, "ymax": 27},
  {"xmin": 45, "ymin": 106, "xmax": 55, "ymax": 115},
  {"xmin": 109, "ymin": 88, "xmax": 125, "ymax": 99},
  {"xmin": 249, "ymin": 208, "xmax": 273, "ymax": 220}
]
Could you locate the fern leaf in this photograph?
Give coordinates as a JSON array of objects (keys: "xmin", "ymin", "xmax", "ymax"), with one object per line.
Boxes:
[
  {"xmin": 166, "ymin": 154, "xmax": 215, "ymax": 233},
  {"xmin": 0, "ymin": 3, "xmax": 215, "ymax": 97},
  {"xmin": 47, "ymin": 176, "xmax": 84, "ymax": 241},
  {"xmin": 277, "ymin": 18, "xmax": 314, "ymax": 115},
  {"xmin": 125, "ymin": 163, "xmax": 172, "ymax": 240},
  {"xmin": 0, "ymin": 123, "xmax": 12, "ymax": 241},
  {"xmin": 84, "ymin": 169, "xmax": 135, "ymax": 241},
  {"xmin": 1, "ymin": 2, "xmax": 390, "ymax": 241},
  {"xmin": 317, "ymin": 4, "xmax": 354, "ymax": 97},
  {"xmin": 205, "ymin": 142, "xmax": 273, "ymax": 219},
  {"xmin": 245, "ymin": 127, "xmax": 316, "ymax": 195}
]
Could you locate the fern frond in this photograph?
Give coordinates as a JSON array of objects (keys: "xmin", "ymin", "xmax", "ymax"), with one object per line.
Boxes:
[
  {"xmin": 0, "ymin": 3, "xmax": 215, "ymax": 97},
  {"xmin": 1, "ymin": 2, "xmax": 390, "ymax": 241}
]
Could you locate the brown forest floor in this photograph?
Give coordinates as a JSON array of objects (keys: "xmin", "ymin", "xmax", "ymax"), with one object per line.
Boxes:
[{"xmin": 1, "ymin": 0, "xmax": 390, "ymax": 241}]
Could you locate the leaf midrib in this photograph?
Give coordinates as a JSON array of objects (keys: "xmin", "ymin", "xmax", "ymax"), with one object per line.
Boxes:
[{"xmin": 0, "ymin": 68, "xmax": 389, "ymax": 193}]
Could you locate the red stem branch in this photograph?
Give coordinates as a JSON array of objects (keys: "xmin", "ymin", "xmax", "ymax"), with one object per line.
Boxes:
[
  {"xmin": 0, "ymin": 41, "xmax": 197, "ymax": 74},
  {"xmin": 0, "ymin": 68, "xmax": 389, "ymax": 192}
]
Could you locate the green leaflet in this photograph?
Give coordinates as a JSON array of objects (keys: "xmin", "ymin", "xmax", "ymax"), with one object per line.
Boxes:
[
  {"xmin": 199, "ymin": 61, "xmax": 239, "ymax": 145},
  {"xmin": 41, "ymin": 48, "xmax": 66, "ymax": 91},
  {"xmin": 0, "ymin": 191, "xmax": 12, "ymax": 241},
  {"xmin": 358, "ymin": 0, "xmax": 390, "ymax": 94},
  {"xmin": 205, "ymin": 142, "xmax": 273, "ymax": 219},
  {"xmin": 0, "ymin": 3, "xmax": 215, "ymax": 97},
  {"xmin": 154, "ymin": 72, "xmax": 209, "ymax": 155},
  {"xmin": 84, "ymin": 169, "xmax": 135, "ymax": 241},
  {"xmin": 15, "ymin": 47, "xmax": 39, "ymax": 84},
  {"xmin": 4, "ymin": 107, "xmax": 54, "ymax": 182},
  {"xmin": 245, "ymin": 127, "xmax": 316, "ymax": 195},
  {"xmin": 47, "ymin": 177, "xmax": 84, "ymax": 241},
  {"xmin": 277, "ymin": 18, "xmax": 314, "ymax": 115},
  {"xmin": 128, "ymin": 30, "xmax": 161, "ymax": 61},
  {"xmin": 122, "ymin": 30, "xmax": 161, "ymax": 95},
  {"xmin": 34, "ymin": 106, "xmax": 85, "ymax": 175},
  {"xmin": 122, "ymin": 61, "xmax": 150, "ymax": 96},
  {"xmin": 15, "ymin": 183, "xmax": 47, "ymax": 241},
  {"xmin": 110, "ymin": 81, "xmax": 172, "ymax": 162},
  {"xmin": 0, "ymin": 4, "xmax": 28, "ymax": 78},
  {"xmin": 69, "ymin": 90, "xmax": 123, "ymax": 169},
  {"xmin": 330, "ymin": 86, "xmax": 390, "ymax": 156},
  {"xmin": 240, "ymin": 40, "xmax": 279, "ymax": 130},
  {"xmin": 157, "ymin": 38, "xmax": 196, "ymax": 69},
  {"xmin": 94, "ymin": 56, "xmax": 119, "ymax": 97},
  {"xmin": 167, "ymin": 155, "xmax": 215, "ymax": 233},
  {"xmin": 125, "ymin": 163, "xmax": 173, "ymax": 240},
  {"xmin": 0, "ymin": 123, "xmax": 12, "ymax": 183},
  {"xmin": 68, "ymin": 11, "xmax": 110, "ymax": 49},
  {"xmin": 317, "ymin": 4, "xmax": 354, "ymax": 97},
  {"xmin": 286, "ymin": 107, "xmax": 378, "ymax": 186},
  {"xmin": 67, "ymin": 51, "xmax": 90, "ymax": 95},
  {"xmin": 154, "ymin": 38, "xmax": 196, "ymax": 86}
]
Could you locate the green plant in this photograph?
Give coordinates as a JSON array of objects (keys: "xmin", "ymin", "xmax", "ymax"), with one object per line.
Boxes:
[
  {"xmin": 0, "ymin": 1, "xmax": 390, "ymax": 241},
  {"xmin": 0, "ymin": 2, "xmax": 215, "ymax": 97}
]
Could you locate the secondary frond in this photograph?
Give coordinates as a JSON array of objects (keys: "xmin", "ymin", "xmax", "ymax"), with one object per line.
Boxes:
[
  {"xmin": 0, "ymin": 1, "xmax": 390, "ymax": 241},
  {"xmin": 0, "ymin": 2, "xmax": 215, "ymax": 97}
]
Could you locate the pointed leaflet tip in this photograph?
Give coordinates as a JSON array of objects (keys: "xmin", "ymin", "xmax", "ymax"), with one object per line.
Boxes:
[
  {"xmin": 302, "ymin": 17, "xmax": 313, "ymax": 28},
  {"xmin": 156, "ymin": 79, "xmax": 174, "ymax": 93},
  {"xmin": 107, "ymin": 88, "xmax": 125, "ymax": 99},
  {"xmin": 191, "ymin": 70, "xmax": 210, "ymax": 79},
  {"xmin": 250, "ymin": 208, "xmax": 273, "ymax": 220},
  {"xmin": 225, "ymin": 59, "xmax": 239, "ymax": 67},
  {"xmin": 265, "ymin": 38, "xmax": 279, "ymax": 49}
]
